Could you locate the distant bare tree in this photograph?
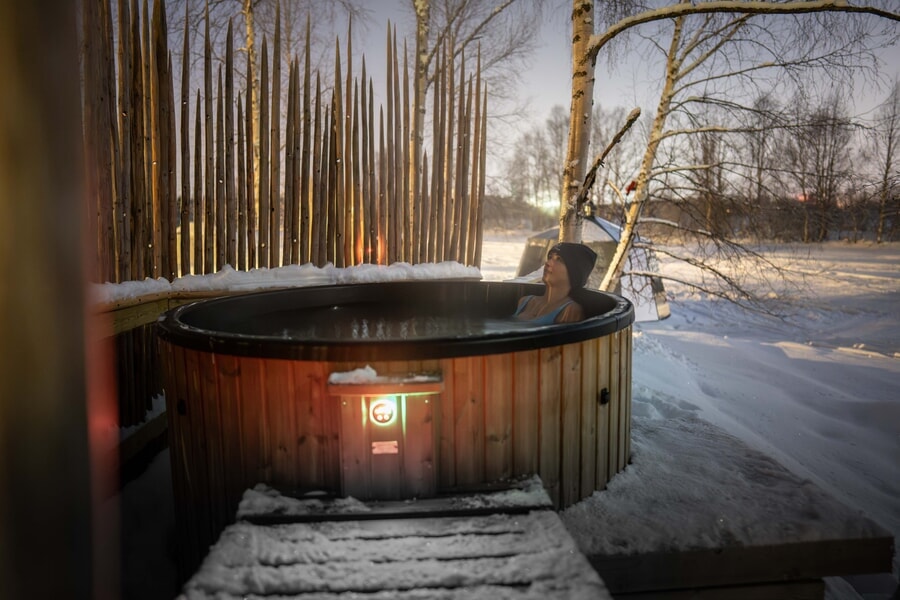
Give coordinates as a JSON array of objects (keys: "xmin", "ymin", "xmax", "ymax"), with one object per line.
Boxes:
[
  {"xmin": 558, "ymin": 0, "xmax": 899, "ymax": 309},
  {"xmin": 736, "ymin": 93, "xmax": 784, "ymax": 239},
  {"xmin": 870, "ymin": 79, "xmax": 899, "ymax": 242},
  {"xmin": 779, "ymin": 92, "xmax": 856, "ymax": 242},
  {"xmin": 504, "ymin": 105, "xmax": 570, "ymax": 215},
  {"xmin": 406, "ymin": 0, "xmax": 550, "ymax": 239},
  {"xmin": 506, "ymin": 102, "xmax": 645, "ymax": 221}
]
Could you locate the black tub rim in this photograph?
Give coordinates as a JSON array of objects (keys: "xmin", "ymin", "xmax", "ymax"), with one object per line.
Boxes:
[{"xmin": 156, "ymin": 280, "xmax": 634, "ymax": 362}]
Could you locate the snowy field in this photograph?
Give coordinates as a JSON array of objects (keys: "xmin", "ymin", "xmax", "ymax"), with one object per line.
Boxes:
[
  {"xmin": 487, "ymin": 229, "xmax": 900, "ymax": 599},
  {"xmin": 117, "ymin": 229, "xmax": 899, "ymax": 599}
]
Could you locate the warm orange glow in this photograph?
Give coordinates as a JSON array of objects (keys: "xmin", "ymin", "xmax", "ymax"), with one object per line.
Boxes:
[
  {"xmin": 376, "ymin": 235, "xmax": 387, "ymax": 265},
  {"xmin": 355, "ymin": 234, "xmax": 364, "ymax": 265}
]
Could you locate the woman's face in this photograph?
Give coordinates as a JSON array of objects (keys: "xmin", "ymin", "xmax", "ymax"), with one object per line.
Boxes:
[{"xmin": 542, "ymin": 251, "xmax": 571, "ymax": 288}]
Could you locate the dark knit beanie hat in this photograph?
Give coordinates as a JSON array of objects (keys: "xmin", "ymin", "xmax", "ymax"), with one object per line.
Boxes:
[{"xmin": 549, "ymin": 242, "xmax": 598, "ymax": 289}]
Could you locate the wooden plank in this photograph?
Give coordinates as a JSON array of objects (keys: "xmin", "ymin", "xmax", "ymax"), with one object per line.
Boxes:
[
  {"xmin": 240, "ymin": 477, "xmax": 552, "ymax": 523},
  {"xmin": 619, "ymin": 579, "xmax": 824, "ymax": 600},
  {"xmin": 560, "ymin": 342, "xmax": 583, "ymax": 507},
  {"xmin": 338, "ymin": 396, "xmax": 370, "ymax": 499},
  {"xmin": 294, "ymin": 359, "xmax": 329, "ymax": 488},
  {"xmin": 438, "ymin": 358, "xmax": 456, "ymax": 488},
  {"xmin": 538, "ymin": 346, "xmax": 562, "ymax": 506},
  {"xmin": 317, "ymin": 372, "xmax": 341, "ymax": 493},
  {"xmin": 401, "ymin": 393, "xmax": 436, "ymax": 498},
  {"xmin": 618, "ymin": 326, "xmax": 630, "ymax": 472},
  {"xmin": 420, "ymin": 358, "xmax": 442, "ymax": 487},
  {"xmin": 214, "ymin": 354, "xmax": 246, "ymax": 516},
  {"xmin": 512, "ymin": 349, "xmax": 540, "ymax": 477},
  {"xmin": 101, "ymin": 289, "xmax": 290, "ymax": 335},
  {"xmin": 484, "ymin": 353, "xmax": 513, "ymax": 482},
  {"xmin": 181, "ymin": 347, "xmax": 213, "ymax": 571},
  {"xmin": 161, "ymin": 342, "xmax": 199, "ymax": 578},
  {"xmin": 368, "ymin": 396, "xmax": 403, "ymax": 500},
  {"xmin": 237, "ymin": 357, "xmax": 269, "ymax": 488},
  {"xmin": 103, "ymin": 297, "xmax": 171, "ymax": 335},
  {"xmin": 265, "ymin": 358, "xmax": 297, "ymax": 487},
  {"xmin": 589, "ymin": 536, "xmax": 895, "ymax": 595},
  {"xmin": 317, "ymin": 361, "xmax": 342, "ymax": 493},
  {"xmin": 453, "ymin": 356, "xmax": 485, "ymax": 486},
  {"xmin": 595, "ymin": 335, "xmax": 611, "ymax": 489},
  {"xmin": 624, "ymin": 326, "xmax": 633, "ymax": 466},
  {"xmin": 198, "ymin": 352, "xmax": 229, "ymax": 539},
  {"xmin": 607, "ymin": 330, "xmax": 621, "ymax": 478},
  {"xmin": 580, "ymin": 338, "xmax": 598, "ymax": 497}
]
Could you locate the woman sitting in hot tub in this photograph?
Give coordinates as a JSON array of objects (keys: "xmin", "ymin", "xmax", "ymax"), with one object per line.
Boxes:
[{"xmin": 513, "ymin": 242, "xmax": 598, "ymax": 324}]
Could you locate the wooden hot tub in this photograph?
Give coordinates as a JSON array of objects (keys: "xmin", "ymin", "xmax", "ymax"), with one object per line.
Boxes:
[{"xmin": 157, "ymin": 280, "xmax": 633, "ymax": 571}]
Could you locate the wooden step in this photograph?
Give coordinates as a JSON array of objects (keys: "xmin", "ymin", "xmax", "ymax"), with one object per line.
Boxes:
[{"xmin": 180, "ymin": 479, "xmax": 611, "ymax": 599}]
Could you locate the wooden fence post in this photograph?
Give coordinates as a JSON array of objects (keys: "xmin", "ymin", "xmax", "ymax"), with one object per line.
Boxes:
[{"xmin": 1, "ymin": 1, "xmax": 96, "ymax": 597}]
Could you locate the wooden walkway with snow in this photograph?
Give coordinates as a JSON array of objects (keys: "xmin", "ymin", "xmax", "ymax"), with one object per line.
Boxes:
[
  {"xmin": 177, "ymin": 477, "xmax": 612, "ymax": 599},
  {"xmin": 175, "ymin": 420, "xmax": 895, "ymax": 599}
]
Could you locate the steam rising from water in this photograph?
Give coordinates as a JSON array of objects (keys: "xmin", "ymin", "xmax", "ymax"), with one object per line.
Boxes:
[{"xmin": 277, "ymin": 314, "xmax": 536, "ymax": 341}]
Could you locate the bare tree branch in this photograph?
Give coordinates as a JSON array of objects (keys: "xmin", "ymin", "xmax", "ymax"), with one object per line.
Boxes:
[{"xmin": 587, "ymin": 1, "xmax": 900, "ymax": 63}]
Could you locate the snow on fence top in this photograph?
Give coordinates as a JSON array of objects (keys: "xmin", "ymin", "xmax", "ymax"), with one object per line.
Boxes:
[{"xmin": 90, "ymin": 261, "xmax": 482, "ymax": 308}]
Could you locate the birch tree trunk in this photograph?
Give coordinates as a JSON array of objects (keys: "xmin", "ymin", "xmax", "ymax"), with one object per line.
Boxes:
[
  {"xmin": 558, "ymin": 0, "xmax": 596, "ymax": 244},
  {"xmin": 561, "ymin": 0, "xmax": 899, "ymax": 291},
  {"xmin": 599, "ymin": 13, "xmax": 685, "ymax": 291}
]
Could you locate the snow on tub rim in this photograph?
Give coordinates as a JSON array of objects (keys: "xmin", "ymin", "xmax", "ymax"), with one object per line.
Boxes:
[{"xmin": 156, "ymin": 280, "xmax": 634, "ymax": 575}]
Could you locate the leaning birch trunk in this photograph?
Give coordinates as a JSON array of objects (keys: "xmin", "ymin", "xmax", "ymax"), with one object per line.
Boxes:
[
  {"xmin": 559, "ymin": 0, "xmax": 596, "ymax": 244},
  {"xmin": 599, "ymin": 14, "xmax": 685, "ymax": 292}
]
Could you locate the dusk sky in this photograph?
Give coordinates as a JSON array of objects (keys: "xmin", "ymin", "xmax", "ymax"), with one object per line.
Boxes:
[
  {"xmin": 357, "ymin": 1, "xmax": 899, "ymax": 118},
  {"xmin": 352, "ymin": 1, "xmax": 898, "ymax": 185}
]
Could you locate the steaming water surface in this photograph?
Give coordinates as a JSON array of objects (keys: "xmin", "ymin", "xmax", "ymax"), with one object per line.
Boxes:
[{"xmin": 227, "ymin": 305, "xmax": 541, "ymax": 342}]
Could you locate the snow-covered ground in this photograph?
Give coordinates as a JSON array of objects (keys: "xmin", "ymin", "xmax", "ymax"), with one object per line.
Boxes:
[{"xmin": 116, "ymin": 229, "xmax": 899, "ymax": 599}]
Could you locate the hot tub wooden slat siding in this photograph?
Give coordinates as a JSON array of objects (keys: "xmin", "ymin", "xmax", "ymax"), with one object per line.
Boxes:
[
  {"xmin": 184, "ymin": 346, "xmax": 216, "ymax": 551},
  {"xmin": 580, "ymin": 337, "xmax": 599, "ymax": 498},
  {"xmin": 624, "ymin": 330, "xmax": 633, "ymax": 470},
  {"xmin": 608, "ymin": 329, "xmax": 622, "ymax": 476},
  {"xmin": 539, "ymin": 345, "xmax": 563, "ymax": 504},
  {"xmin": 216, "ymin": 354, "xmax": 246, "ymax": 511},
  {"xmin": 485, "ymin": 352, "xmax": 513, "ymax": 482},
  {"xmin": 451, "ymin": 356, "xmax": 486, "ymax": 486},
  {"xmin": 237, "ymin": 358, "xmax": 272, "ymax": 488},
  {"xmin": 199, "ymin": 351, "xmax": 229, "ymax": 536},
  {"xmin": 618, "ymin": 329, "xmax": 631, "ymax": 473},
  {"xmin": 512, "ymin": 350, "xmax": 540, "ymax": 477},
  {"xmin": 561, "ymin": 342, "xmax": 582, "ymax": 507},
  {"xmin": 161, "ymin": 326, "xmax": 632, "ymax": 575},
  {"xmin": 161, "ymin": 341, "xmax": 199, "ymax": 576}
]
